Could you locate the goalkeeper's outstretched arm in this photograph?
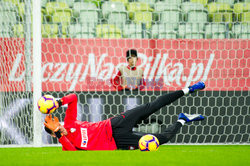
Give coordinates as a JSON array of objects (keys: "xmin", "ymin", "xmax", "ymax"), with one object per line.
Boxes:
[{"xmin": 44, "ymin": 115, "xmax": 77, "ymax": 151}]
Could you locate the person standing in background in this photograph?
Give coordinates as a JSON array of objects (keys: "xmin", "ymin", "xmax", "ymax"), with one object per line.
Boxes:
[{"xmin": 111, "ymin": 49, "xmax": 146, "ymax": 91}]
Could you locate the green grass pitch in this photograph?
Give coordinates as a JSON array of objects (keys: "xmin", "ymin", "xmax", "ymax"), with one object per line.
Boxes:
[{"xmin": 1, "ymin": 145, "xmax": 249, "ymax": 166}]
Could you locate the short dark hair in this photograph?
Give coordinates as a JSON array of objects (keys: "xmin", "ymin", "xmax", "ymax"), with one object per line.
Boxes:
[
  {"xmin": 126, "ymin": 49, "xmax": 137, "ymax": 61},
  {"xmin": 44, "ymin": 126, "xmax": 53, "ymax": 134}
]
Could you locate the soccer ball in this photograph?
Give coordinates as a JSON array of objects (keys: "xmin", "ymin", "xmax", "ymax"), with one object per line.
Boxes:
[
  {"xmin": 138, "ymin": 134, "xmax": 159, "ymax": 151},
  {"xmin": 37, "ymin": 95, "xmax": 58, "ymax": 114}
]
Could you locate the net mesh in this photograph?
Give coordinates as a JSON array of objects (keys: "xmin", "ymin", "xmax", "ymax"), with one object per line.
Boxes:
[{"xmin": 0, "ymin": 0, "xmax": 249, "ymax": 146}]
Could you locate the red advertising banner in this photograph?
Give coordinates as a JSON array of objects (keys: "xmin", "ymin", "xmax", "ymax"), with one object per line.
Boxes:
[{"xmin": 0, "ymin": 38, "xmax": 249, "ymax": 92}]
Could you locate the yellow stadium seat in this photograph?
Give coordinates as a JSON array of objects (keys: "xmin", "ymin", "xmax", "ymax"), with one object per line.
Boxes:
[
  {"xmin": 241, "ymin": 12, "xmax": 250, "ymax": 22},
  {"xmin": 207, "ymin": 2, "xmax": 233, "ymax": 28},
  {"xmin": 208, "ymin": 2, "xmax": 232, "ymax": 13},
  {"xmin": 234, "ymin": 3, "xmax": 250, "ymax": 22},
  {"xmin": 234, "ymin": 3, "xmax": 250, "ymax": 13},
  {"xmin": 134, "ymin": 12, "xmax": 152, "ymax": 29},
  {"xmin": 191, "ymin": 0, "xmax": 208, "ymax": 6},
  {"xmin": 13, "ymin": 24, "xmax": 23, "ymax": 38},
  {"xmin": 127, "ymin": 2, "xmax": 153, "ymax": 19},
  {"xmin": 45, "ymin": 2, "xmax": 72, "ymax": 24},
  {"xmin": 42, "ymin": 24, "xmax": 58, "ymax": 38},
  {"xmin": 96, "ymin": 24, "xmax": 122, "ymax": 38}
]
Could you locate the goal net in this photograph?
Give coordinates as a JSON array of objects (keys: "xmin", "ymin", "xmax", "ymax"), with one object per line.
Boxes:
[{"xmin": 0, "ymin": 0, "xmax": 249, "ymax": 147}]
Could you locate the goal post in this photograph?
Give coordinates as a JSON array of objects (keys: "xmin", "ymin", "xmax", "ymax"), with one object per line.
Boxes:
[{"xmin": 32, "ymin": 0, "xmax": 42, "ymax": 147}]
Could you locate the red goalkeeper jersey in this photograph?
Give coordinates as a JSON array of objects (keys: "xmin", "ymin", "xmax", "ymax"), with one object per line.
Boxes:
[{"xmin": 58, "ymin": 94, "xmax": 117, "ymax": 151}]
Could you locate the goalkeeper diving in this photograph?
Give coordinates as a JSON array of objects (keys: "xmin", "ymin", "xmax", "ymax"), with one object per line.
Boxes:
[{"xmin": 44, "ymin": 82, "xmax": 205, "ymax": 151}]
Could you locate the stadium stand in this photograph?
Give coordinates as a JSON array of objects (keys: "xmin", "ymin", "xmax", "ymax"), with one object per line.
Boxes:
[{"xmin": 0, "ymin": 0, "xmax": 249, "ymax": 39}]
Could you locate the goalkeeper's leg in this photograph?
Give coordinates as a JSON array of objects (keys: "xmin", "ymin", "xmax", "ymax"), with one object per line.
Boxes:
[
  {"xmin": 114, "ymin": 113, "xmax": 204, "ymax": 150},
  {"xmin": 111, "ymin": 81, "xmax": 205, "ymax": 132}
]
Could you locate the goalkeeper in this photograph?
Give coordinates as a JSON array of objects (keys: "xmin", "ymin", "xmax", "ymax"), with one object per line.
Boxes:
[{"xmin": 44, "ymin": 82, "xmax": 205, "ymax": 151}]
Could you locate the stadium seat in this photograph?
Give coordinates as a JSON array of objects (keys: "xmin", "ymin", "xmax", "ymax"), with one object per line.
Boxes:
[
  {"xmin": 207, "ymin": 2, "xmax": 233, "ymax": 28},
  {"xmin": 133, "ymin": 11, "xmax": 152, "ymax": 29},
  {"xmin": 190, "ymin": 0, "xmax": 208, "ymax": 6},
  {"xmin": 73, "ymin": 2, "xmax": 98, "ymax": 17},
  {"xmin": 127, "ymin": 2, "xmax": 153, "ymax": 19},
  {"xmin": 96, "ymin": 24, "xmax": 122, "ymax": 38},
  {"xmin": 84, "ymin": 0, "xmax": 102, "ymax": 7},
  {"xmin": 0, "ymin": 2, "xmax": 17, "ymax": 24},
  {"xmin": 232, "ymin": 23, "xmax": 250, "ymax": 39},
  {"xmin": 205, "ymin": 23, "xmax": 227, "ymax": 39},
  {"xmin": 60, "ymin": 24, "xmax": 69, "ymax": 38},
  {"xmin": 42, "ymin": 24, "xmax": 59, "ymax": 38},
  {"xmin": 72, "ymin": 2, "xmax": 99, "ymax": 24},
  {"xmin": 234, "ymin": 3, "xmax": 250, "ymax": 22},
  {"xmin": 161, "ymin": 0, "xmax": 182, "ymax": 6},
  {"xmin": 13, "ymin": 24, "xmax": 23, "ymax": 38},
  {"xmin": 123, "ymin": 23, "xmax": 142, "ymax": 38},
  {"xmin": 127, "ymin": 2, "xmax": 153, "ymax": 29},
  {"xmin": 123, "ymin": 23, "xmax": 150, "ymax": 38},
  {"xmin": 17, "ymin": 2, "xmax": 24, "ymax": 21},
  {"xmin": 54, "ymin": 0, "xmax": 74, "ymax": 7},
  {"xmin": 68, "ymin": 23, "xmax": 95, "ymax": 38},
  {"xmin": 45, "ymin": 2, "xmax": 72, "ymax": 24},
  {"xmin": 217, "ymin": 0, "xmax": 235, "ymax": 6},
  {"xmin": 137, "ymin": 0, "xmax": 156, "ymax": 8},
  {"xmin": 154, "ymin": 2, "xmax": 180, "ymax": 29},
  {"xmin": 110, "ymin": 0, "xmax": 128, "ymax": 5},
  {"xmin": 0, "ymin": 23, "xmax": 13, "ymax": 37},
  {"xmin": 181, "ymin": 2, "xmax": 207, "ymax": 29},
  {"xmin": 41, "ymin": 0, "xmax": 47, "ymax": 8},
  {"xmin": 178, "ymin": 23, "xmax": 204, "ymax": 39},
  {"xmin": 152, "ymin": 23, "xmax": 177, "ymax": 39},
  {"xmin": 102, "ymin": 2, "xmax": 127, "ymax": 27}
]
